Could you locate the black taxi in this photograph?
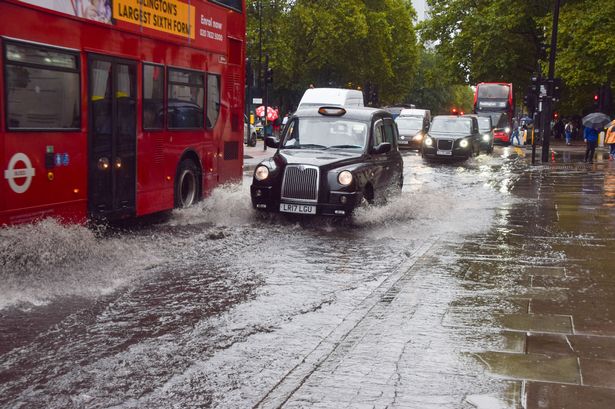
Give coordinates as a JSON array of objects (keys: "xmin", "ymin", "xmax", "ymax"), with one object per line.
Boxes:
[{"xmin": 250, "ymin": 106, "xmax": 404, "ymax": 216}]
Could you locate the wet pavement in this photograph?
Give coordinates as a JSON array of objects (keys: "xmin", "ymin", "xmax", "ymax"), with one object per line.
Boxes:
[{"xmin": 1, "ymin": 141, "xmax": 614, "ymax": 408}]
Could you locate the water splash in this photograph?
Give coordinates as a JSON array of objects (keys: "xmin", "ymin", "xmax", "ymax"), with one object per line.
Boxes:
[
  {"xmin": 0, "ymin": 219, "xmax": 155, "ymax": 309},
  {"xmin": 169, "ymin": 183, "xmax": 256, "ymax": 227}
]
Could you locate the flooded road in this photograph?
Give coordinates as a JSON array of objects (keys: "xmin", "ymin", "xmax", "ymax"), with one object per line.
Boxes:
[{"xmin": 0, "ymin": 148, "xmax": 560, "ymax": 408}]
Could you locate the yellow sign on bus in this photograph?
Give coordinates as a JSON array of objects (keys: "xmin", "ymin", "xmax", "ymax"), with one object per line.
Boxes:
[{"xmin": 114, "ymin": 0, "xmax": 195, "ymax": 40}]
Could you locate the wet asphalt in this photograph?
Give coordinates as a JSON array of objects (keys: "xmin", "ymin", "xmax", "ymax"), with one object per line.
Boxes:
[{"xmin": 1, "ymin": 140, "xmax": 614, "ymax": 408}]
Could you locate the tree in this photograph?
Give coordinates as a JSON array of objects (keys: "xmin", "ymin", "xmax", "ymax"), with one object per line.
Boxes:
[
  {"xmin": 421, "ymin": 0, "xmax": 549, "ymax": 98},
  {"xmin": 551, "ymin": 0, "xmax": 615, "ymax": 115},
  {"xmin": 246, "ymin": 0, "xmax": 420, "ymax": 109}
]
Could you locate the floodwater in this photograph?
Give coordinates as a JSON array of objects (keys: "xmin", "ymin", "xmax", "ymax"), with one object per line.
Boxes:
[{"xmin": 1, "ymin": 149, "xmax": 528, "ymax": 408}]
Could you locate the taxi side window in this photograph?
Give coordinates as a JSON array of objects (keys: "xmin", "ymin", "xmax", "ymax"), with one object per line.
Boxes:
[
  {"xmin": 373, "ymin": 119, "xmax": 384, "ymax": 148},
  {"xmin": 383, "ymin": 119, "xmax": 395, "ymax": 144}
]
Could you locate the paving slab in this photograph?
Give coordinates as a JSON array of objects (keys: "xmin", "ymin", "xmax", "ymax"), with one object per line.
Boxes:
[
  {"xmin": 525, "ymin": 382, "xmax": 615, "ymax": 409},
  {"xmin": 474, "ymin": 351, "xmax": 580, "ymax": 384}
]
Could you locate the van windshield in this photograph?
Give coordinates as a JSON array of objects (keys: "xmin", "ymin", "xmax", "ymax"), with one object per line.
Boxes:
[
  {"xmin": 477, "ymin": 117, "xmax": 492, "ymax": 132},
  {"xmin": 395, "ymin": 117, "xmax": 423, "ymax": 132}
]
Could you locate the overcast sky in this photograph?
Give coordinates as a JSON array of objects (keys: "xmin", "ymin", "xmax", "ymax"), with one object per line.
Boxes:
[{"xmin": 412, "ymin": 0, "xmax": 427, "ymax": 21}]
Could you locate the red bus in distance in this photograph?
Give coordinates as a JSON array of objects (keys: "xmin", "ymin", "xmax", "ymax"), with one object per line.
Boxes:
[
  {"xmin": 473, "ymin": 82, "xmax": 514, "ymax": 145},
  {"xmin": 1, "ymin": 0, "xmax": 246, "ymax": 225}
]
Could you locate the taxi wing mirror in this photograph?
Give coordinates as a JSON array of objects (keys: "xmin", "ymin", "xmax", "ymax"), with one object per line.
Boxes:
[
  {"xmin": 265, "ymin": 136, "xmax": 280, "ymax": 149},
  {"xmin": 372, "ymin": 142, "xmax": 392, "ymax": 154}
]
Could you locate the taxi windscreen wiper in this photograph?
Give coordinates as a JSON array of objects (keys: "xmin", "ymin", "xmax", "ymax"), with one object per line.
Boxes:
[{"xmin": 327, "ymin": 144, "xmax": 362, "ymax": 149}]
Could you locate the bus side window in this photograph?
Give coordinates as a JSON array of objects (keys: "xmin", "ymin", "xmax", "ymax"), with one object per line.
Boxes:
[
  {"xmin": 206, "ymin": 74, "xmax": 220, "ymax": 129},
  {"xmin": 168, "ymin": 68, "xmax": 204, "ymax": 129},
  {"xmin": 143, "ymin": 64, "xmax": 164, "ymax": 130}
]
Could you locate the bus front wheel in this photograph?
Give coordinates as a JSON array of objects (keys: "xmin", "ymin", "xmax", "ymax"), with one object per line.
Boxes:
[{"xmin": 174, "ymin": 159, "xmax": 199, "ymax": 208}]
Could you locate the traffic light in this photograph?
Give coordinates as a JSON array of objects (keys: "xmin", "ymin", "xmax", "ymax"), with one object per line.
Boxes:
[
  {"xmin": 550, "ymin": 78, "xmax": 562, "ymax": 101},
  {"xmin": 245, "ymin": 57, "xmax": 253, "ymax": 87},
  {"xmin": 530, "ymin": 75, "xmax": 540, "ymax": 94},
  {"xmin": 524, "ymin": 85, "xmax": 537, "ymax": 115},
  {"xmin": 553, "ymin": 111, "xmax": 559, "ymax": 120},
  {"xmin": 265, "ymin": 68, "xmax": 273, "ymax": 84}
]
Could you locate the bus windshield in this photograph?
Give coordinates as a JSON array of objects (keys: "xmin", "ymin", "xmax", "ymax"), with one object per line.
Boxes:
[{"xmin": 478, "ymin": 84, "xmax": 510, "ymax": 99}]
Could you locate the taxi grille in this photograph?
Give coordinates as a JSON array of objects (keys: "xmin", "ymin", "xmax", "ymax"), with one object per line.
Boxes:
[
  {"xmin": 437, "ymin": 139, "xmax": 453, "ymax": 150},
  {"xmin": 281, "ymin": 165, "xmax": 319, "ymax": 202}
]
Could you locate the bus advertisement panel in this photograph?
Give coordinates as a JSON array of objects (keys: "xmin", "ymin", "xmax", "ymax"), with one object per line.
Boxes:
[{"xmin": 1, "ymin": 0, "xmax": 246, "ymax": 225}]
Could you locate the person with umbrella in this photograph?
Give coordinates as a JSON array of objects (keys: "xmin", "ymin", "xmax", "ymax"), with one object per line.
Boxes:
[
  {"xmin": 582, "ymin": 112, "xmax": 611, "ymax": 163},
  {"xmin": 605, "ymin": 120, "xmax": 615, "ymax": 161}
]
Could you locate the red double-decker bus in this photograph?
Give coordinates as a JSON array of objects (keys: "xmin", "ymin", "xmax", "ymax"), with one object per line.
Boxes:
[
  {"xmin": 1, "ymin": 0, "xmax": 246, "ymax": 225},
  {"xmin": 473, "ymin": 82, "xmax": 514, "ymax": 144}
]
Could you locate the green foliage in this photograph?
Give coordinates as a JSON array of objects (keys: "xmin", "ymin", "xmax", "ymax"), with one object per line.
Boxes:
[
  {"xmin": 421, "ymin": 0, "xmax": 615, "ymax": 116},
  {"xmin": 246, "ymin": 0, "xmax": 420, "ymax": 108},
  {"xmin": 405, "ymin": 48, "xmax": 473, "ymax": 114}
]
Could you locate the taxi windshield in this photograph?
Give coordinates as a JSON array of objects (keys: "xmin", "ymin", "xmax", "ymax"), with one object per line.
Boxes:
[
  {"xmin": 430, "ymin": 118, "xmax": 472, "ymax": 134},
  {"xmin": 281, "ymin": 117, "xmax": 368, "ymax": 149}
]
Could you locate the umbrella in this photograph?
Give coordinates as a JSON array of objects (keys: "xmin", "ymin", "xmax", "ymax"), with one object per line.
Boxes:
[
  {"xmin": 582, "ymin": 112, "xmax": 611, "ymax": 130},
  {"xmin": 520, "ymin": 116, "xmax": 533, "ymax": 125},
  {"xmin": 255, "ymin": 106, "xmax": 279, "ymax": 122}
]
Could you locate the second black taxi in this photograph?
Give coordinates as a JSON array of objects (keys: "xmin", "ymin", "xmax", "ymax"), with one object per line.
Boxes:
[
  {"xmin": 421, "ymin": 115, "xmax": 482, "ymax": 160},
  {"xmin": 250, "ymin": 106, "xmax": 403, "ymax": 216}
]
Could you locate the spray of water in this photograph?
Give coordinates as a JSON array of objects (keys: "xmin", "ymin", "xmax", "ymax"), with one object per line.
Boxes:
[
  {"xmin": 170, "ymin": 183, "xmax": 256, "ymax": 227},
  {"xmin": 0, "ymin": 219, "xmax": 156, "ymax": 309}
]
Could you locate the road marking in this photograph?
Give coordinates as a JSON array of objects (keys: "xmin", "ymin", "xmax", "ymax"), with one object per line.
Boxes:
[
  {"xmin": 253, "ymin": 239, "xmax": 438, "ymax": 409},
  {"xmin": 4, "ymin": 152, "xmax": 36, "ymax": 194}
]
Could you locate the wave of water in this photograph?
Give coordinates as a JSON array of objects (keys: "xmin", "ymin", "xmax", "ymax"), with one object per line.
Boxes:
[{"xmin": 0, "ymin": 219, "xmax": 157, "ymax": 309}]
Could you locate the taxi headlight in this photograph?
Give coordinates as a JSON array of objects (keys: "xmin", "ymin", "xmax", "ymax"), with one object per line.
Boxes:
[
  {"xmin": 254, "ymin": 165, "xmax": 269, "ymax": 181},
  {"xmin": 505, "ymin": 127, "xmax": 511, "ymax": 133},
  {"xmin": 424, "ymin": 137, "xmax": 433, "ymax": 147},
  {"xmin": 460, "ymin": 139, "xmax": 469, "ymax": 148},
  {"xmin": 338, "ymin": 170, "xmax": 353, "ymax": 186},
  {"xmin": 482, "ymin": 134, "xmax": 490, "ymax": 142}
]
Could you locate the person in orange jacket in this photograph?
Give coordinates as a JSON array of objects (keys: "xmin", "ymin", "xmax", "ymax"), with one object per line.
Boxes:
[{"xmin": 605, "ymin": 122, "xmax": 615, "ymax": 161}]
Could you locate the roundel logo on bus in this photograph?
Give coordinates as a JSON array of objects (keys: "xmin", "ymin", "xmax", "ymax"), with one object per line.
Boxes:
[{"xmin": 4, "ymin": 153, "xmax": 36, "ymax": 194}]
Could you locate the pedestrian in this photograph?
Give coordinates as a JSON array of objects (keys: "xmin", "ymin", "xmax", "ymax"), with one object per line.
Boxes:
[
  {"xmin": 584, "ymin": 126, "xmax": 599, "ymax": 163},
  {"xmin": 605, "ymin": 122, "xmax": 615, "ymax": 161},
  {"xmin": 553, "ymin": 119, "xmax": 564, "ymax": 140},
  {"xmin": 510, "ymin": 125, "xmax": 521, "ymax": 145},
  {"xmin": 564, "ymin": 120, "xmax": 573, "ymax": 145}
]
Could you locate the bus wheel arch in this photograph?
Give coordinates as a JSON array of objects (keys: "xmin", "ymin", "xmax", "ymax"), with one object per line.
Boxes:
[{"xmin": 174, "ymin": 151, "xmax": 202, "ymax": 208}]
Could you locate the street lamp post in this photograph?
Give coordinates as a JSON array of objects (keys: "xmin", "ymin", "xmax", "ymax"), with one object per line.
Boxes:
[{"xmin": 541, "ymin": 0, "xmax": 561, "ymax": 162}]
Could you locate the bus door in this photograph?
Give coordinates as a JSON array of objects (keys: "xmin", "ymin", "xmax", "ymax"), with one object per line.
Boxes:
[{"xmin": 87, "ymin": 56, "xmax": 137, "ymax": 219}]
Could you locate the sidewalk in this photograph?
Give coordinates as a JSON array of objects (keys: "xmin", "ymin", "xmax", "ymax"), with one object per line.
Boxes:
[
  {"xmin": 243, "ymin": 139, "xmax": 275, "ymax": 174},
  {"xmin": 466, "ymin": 149, "xmax": 615, "ymax": 408}
]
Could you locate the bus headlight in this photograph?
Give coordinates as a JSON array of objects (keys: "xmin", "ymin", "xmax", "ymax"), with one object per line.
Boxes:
[
  {"xmin": 254, "ymin": 165, "xmax": 269, "ymax": 181},
  {"xmin": 338, "ymin": 170, "xmax": 353, "ymax": 186},
  {"xmin": 482, "ymin": 134, "xmax": 490, "ymax": 142},
  {"xmin": 460, "ymin": 139, "xmax": 469, "ymax": 148},
  {"xmin": 424, "ymin": 137, "xmax": 433, "ymax": 147}
]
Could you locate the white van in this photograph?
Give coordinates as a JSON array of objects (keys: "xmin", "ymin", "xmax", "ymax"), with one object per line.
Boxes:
[{"xmin": 297, "ymin": 88, "xmax": 364, "ymax": 110}]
